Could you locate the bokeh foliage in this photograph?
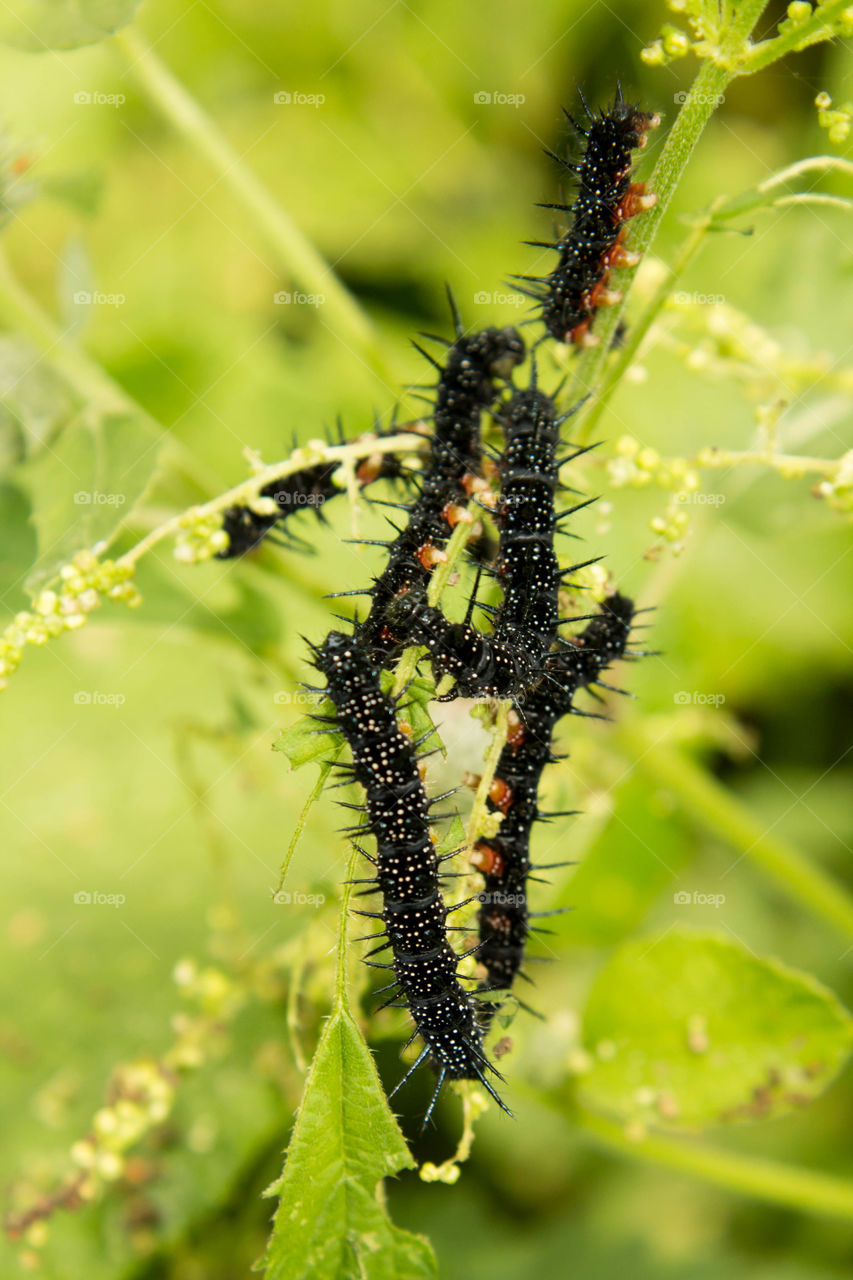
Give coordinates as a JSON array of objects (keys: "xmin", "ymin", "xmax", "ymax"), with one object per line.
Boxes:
[{"xmin": 1, "ymin": 0, "xmax": 853, "ymax": 1277}]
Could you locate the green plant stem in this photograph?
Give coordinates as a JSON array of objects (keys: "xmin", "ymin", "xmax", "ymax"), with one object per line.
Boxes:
[
  {"xmin": 737, "ymin": 0, "xmax": 852, "ymax": 74},
  {"xmin": 118, "ymin": 429, "xmax": 424, "ymax": 570},
  {"xmin": 571, "ymin": 0, "xmax": 770, "ymax": 439},
  {"xmin": 391, "ymin": 516, "xmax": 475, "ymax": 697},
  {"xmin": 571, "ymin": 59, "xmax": 732, "ymax": 436},
  {"xmin": 335, "ymin": 844, "xmax": 360, "ymax": 1007},
  {"xmin": 466, "ymin": 700, "xmax": 509, "ymax": 849},
  {"xmin": 579, "ymin": 219, "xmax": 711, "ymax": 440},
  {"xmin": 576, "ymin": 1108, "xmax": 853, "ymax": 1222},
  {"xmin": 115, "ymin": 29, "xmax": 390, "ymax": 384},
  {"xmin": 275, "ymin": 752, "xmax": 341, "ymax": 897},
  {"xmin": 619, "ymin": 723, "xmax": 853, "ymax": 943}
]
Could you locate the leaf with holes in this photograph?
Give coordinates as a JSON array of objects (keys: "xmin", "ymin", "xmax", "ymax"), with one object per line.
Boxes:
[{"xmin": 580, "ymin": 929, "xmax": 853, "ymax": 1132}]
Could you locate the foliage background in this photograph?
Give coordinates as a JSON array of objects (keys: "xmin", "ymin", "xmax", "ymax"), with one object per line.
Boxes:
[{"xmin": 0, "ymin": 0, "xmax": 852, "ymax": 1276}]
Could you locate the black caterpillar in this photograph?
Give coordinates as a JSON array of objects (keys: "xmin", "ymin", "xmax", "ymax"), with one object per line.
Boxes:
[
  {"xmin": 472, "ymin": 593, "xmax": 638, "ymax": 1000},
  {"xmin": 383, "ymin": 384, "xmax": 597, "ymax": 702},
  {"xmin": 351, "ymin": 295, "xmax": 524, "ymax": 658},
  {"xmin": 217, "ymin": 429, "xmax": 409, "ymax": 558},
  {"xmin": 515, "ymin": 91, "xmax": 659, "ymax": 347},
  {"xmin": 313, "ymin": 629, "xmax": 509, "ymax": 1121}
]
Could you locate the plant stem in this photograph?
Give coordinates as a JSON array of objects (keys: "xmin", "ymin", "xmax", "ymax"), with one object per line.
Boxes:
[
  {"xmin": 736, "ymin": 0, "xmax": 852, "ymax": 74},
  {"xmin": 275, "ymin": 751, "xmax": 340, "ymax": 897},
  {"xmin": 578, "ymin": 217, "xmax": 711, "ymax": 440},
  {"xmin": 335, "ymin": 843, "xmax": 360, "ymax": 1008},
  {"xmin": 117, "ymin": 429, "xmax": 424, "ymax": 571},
  {"xmin": 115, "ymin": 29, "xmax": 391, "ymax": 384},
  {"xmin": 576, "ymin": 1108, "xmax": 853, "ymax": 1221},
  {"xmin": 466, "ymin": 700, "xmax": 509, "ymax": 850},
  {"xmin": 619, "ymin": 723, "xmax": 853, "ymax": 943},
  {"xmin": 391, "ymin": 515, "xmax": 475, "ymax": 697},
  {"xmin": 570, "ymin": 57, "xmax": 733, "ymax": 437},
  {"xmin": 571, "ymin": 0, "xmax": 771, "ymax": 439}
]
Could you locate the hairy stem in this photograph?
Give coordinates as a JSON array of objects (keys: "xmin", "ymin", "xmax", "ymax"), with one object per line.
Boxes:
[{"xmin": 577, "ymin": 1107, "xmax": 853, "ymax": 1221}]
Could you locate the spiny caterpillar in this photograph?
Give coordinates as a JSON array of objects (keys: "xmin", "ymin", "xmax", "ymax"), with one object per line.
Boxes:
[
  {"xmin": 312, "ymin": 630, "xmax": 509, "ymax": 1122},
  {"xmin": 351, "ymin": 294, "xmax": 524, "ymax": 658},
  {"xmin": 383, "ymin": 383, "xmax": 598, "ymax": 702},
  {"xmin": 473, "ymin": 594, "xmax": 639, "ymax": 1001},
  {"xmin": 217, "ymin": 428, "xmax": 408, "ymax": 558},
  {"xmin": 515, "ymin": 90, "xmax": 659, "ymax": 347}
]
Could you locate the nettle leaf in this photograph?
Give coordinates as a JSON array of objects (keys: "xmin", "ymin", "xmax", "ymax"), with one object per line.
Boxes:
[
  {"xmin": 261, "ymin": 1006, "xmax": 436, "ymax": 1280},
  {"xmin": 16, "ymin": 406, "xmax": 159, "ymax": 591},
  {"xmin": 580, "ymin": 929, "xmax": 853, "ymax": 1132},
  {"xmin": 0, "ymin": 0, "xmax": 142, "ymax": 51},
  {"xmin": 274, "ymin": 700, "xmax": 339, "ymax": 769}
]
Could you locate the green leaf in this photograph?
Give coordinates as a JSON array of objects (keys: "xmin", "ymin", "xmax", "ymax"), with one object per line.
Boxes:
[
  {"xmin": 0, "ymin": 335, "xmax": 77, "ymax": 466},
  {"xmin": 0, "ymin": 0, "xmax": 142, "ymax": 51},
  {"xmin": 556, "ymin": 777, "xmax": 692, "ymax": 945},
  {"xmin": 261, "ymin": 1006, "xmax": 436, "ymax": 1280},
  {"xmin": 580, "ymin": 929, "xmax": 853, "ymax": 1132},
  {"xmin": 15, "ymin": 406, "xmax": 159, "ymax": 590},
  {"xmin": 274, "ymin": 701, "xmax": 339, "ymax": 769}
]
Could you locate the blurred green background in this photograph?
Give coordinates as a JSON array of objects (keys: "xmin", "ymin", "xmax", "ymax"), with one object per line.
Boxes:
[{"xmin": 1, "ymin": 0, "xmax": 852, "ymax": 1276}]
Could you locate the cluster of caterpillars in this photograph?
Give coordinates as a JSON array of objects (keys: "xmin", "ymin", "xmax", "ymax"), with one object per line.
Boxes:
[{"xmin": 221, "ymin": 93, "xmax": 657, "ymax": 1120}]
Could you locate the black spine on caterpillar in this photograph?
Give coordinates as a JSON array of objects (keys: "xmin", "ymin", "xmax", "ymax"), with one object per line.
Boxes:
[
  {"xmin": 514, "ymin": 91, "xmax": 659, "ymax": 348},
  {"xmin": 358, "ymin": 300, "xmax": 524, "ymax": 657},
  {"xmin": 216, "ymin": 433, "xmax": 408, "ymax": 559},
  {"xmin": 313, "ymin": 629, "xmax": 509, "ymax": 1121},
  {"xmin": 383, "ymin": 384, "xmax": 567, "ymax": 701},
  {"xmin": 473, "ymin": 593, "xmax": 638, "ymax": 998}
]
